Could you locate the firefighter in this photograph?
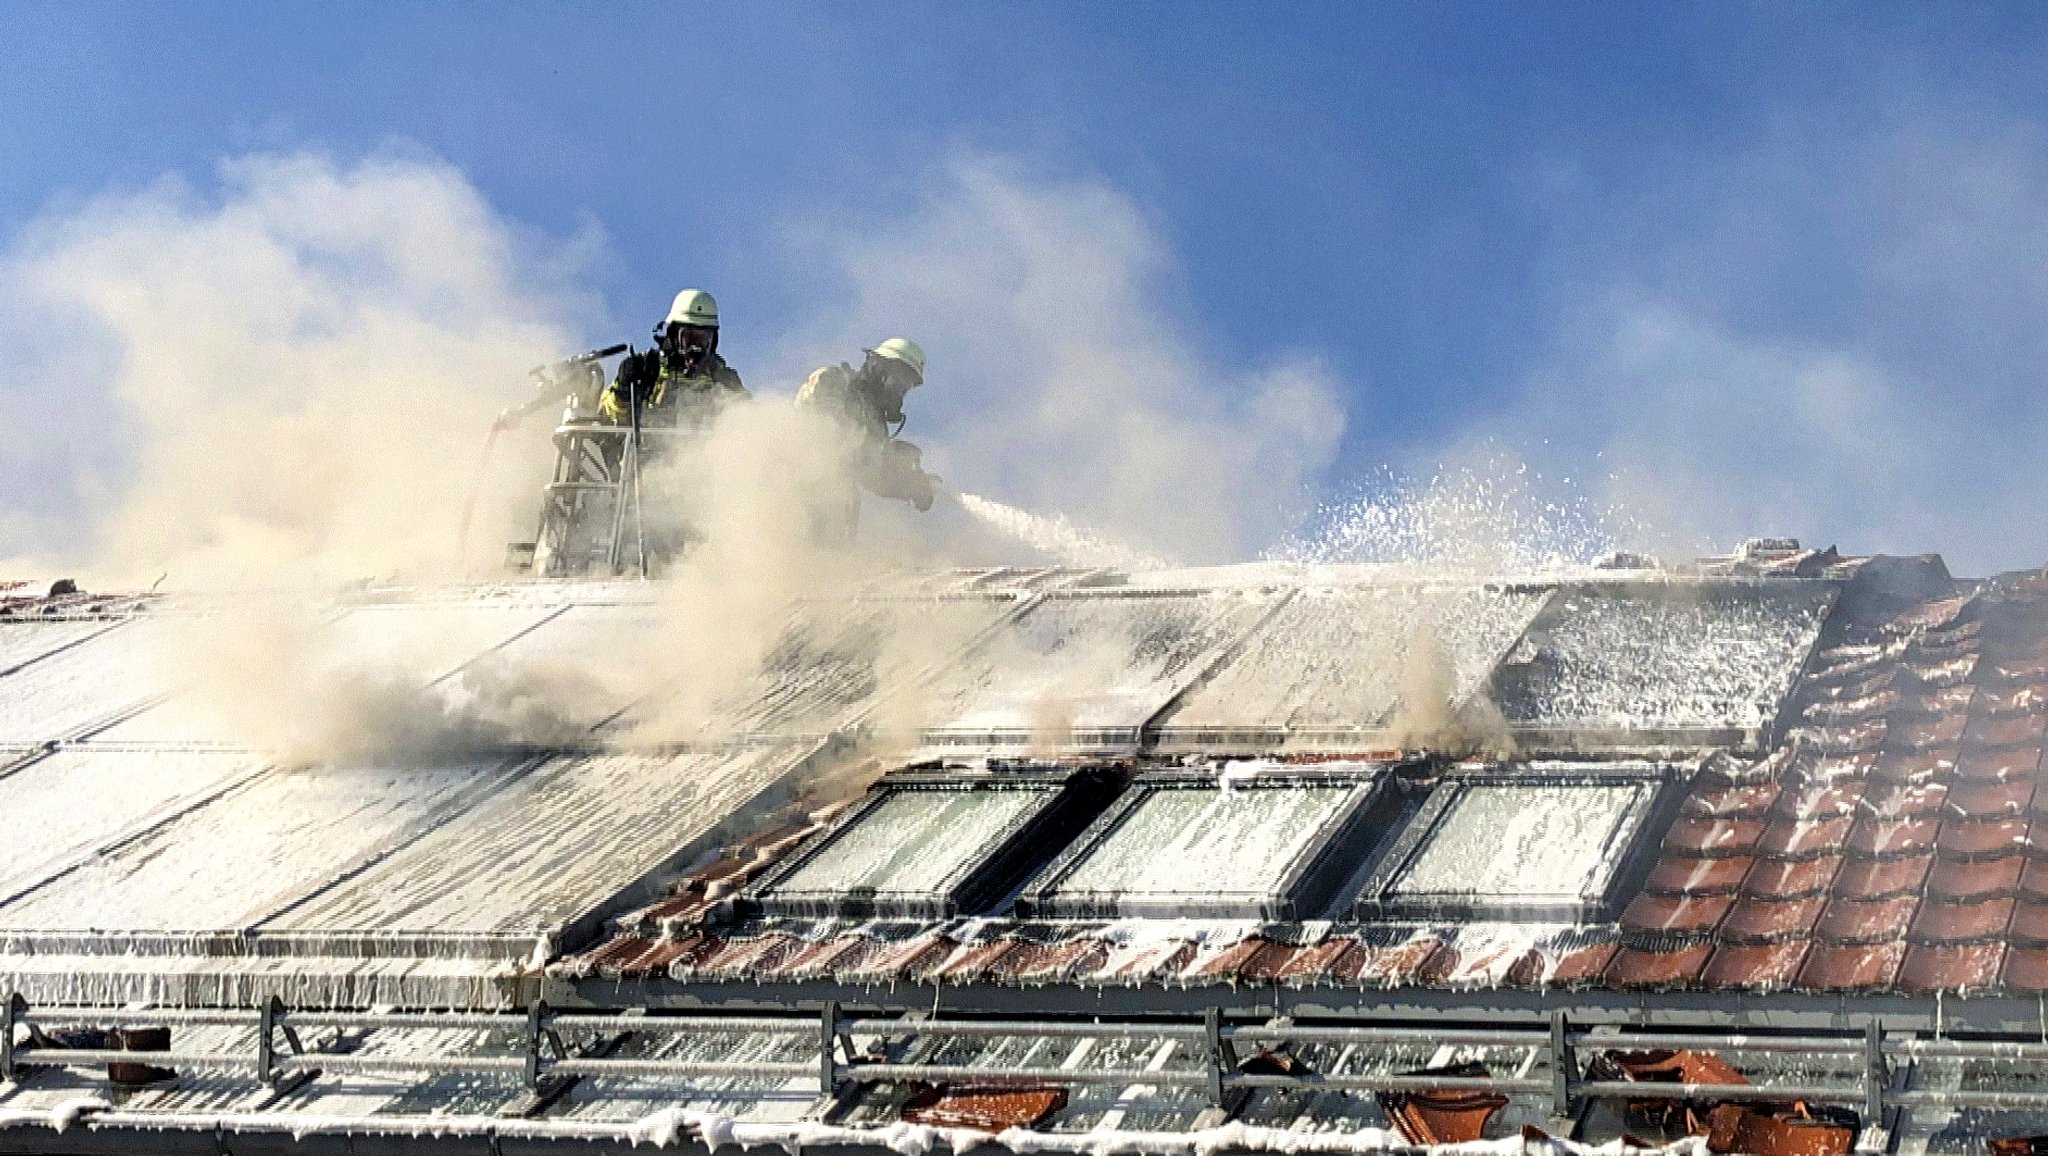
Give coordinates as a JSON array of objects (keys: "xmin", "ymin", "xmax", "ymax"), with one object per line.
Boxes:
[
  {"xmin": 795, "ymin": 337, "xmax": 940, "ymax": 543},
  {"xmin": 599, "ymin": 289, "xmax": 747, "ymax": 428}
]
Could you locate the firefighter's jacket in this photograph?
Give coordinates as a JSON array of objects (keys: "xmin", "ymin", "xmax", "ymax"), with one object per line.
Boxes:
[
  {"xmin": 795, "ymin": 362, "xmax": 930, "ymax": 504},
  {"xmin": 598, "ymin": 351, "xmax": 746, "ymax": 427}
]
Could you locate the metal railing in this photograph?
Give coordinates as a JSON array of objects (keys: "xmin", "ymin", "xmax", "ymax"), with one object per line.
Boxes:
[{"xmin": 7, "ymin": 993, "xmax": 2048, "ymax": 1124}]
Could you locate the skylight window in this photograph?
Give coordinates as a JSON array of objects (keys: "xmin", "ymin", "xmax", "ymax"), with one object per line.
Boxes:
[
  {"xmin": 1490, "ymin": 581, "xmax": 1836, "ymax": 743},
  {"xmin": 749, "ymin": 771, "xmax": 1117, "ymax": 919},
  {"xmin": 1354, "ymin": 766, "xmax": 1675, "ymax": 922},
  {"xmin": 1017, "ymin": 767, "xmax": 1392, "ymax": 920}
]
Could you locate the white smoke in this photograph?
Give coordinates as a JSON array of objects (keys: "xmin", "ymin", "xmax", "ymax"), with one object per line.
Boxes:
[{"xmin": 761, "ymin": 155, "xmax": 1348, "ymax": 565}]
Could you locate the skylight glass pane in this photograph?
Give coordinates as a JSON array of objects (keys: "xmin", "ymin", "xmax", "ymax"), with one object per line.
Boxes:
[
  {"xmin": 1395, "ymin": 784, "xmax": 1638, "ymax": 900},
  {"xmin": 773, "ymin": 788, "xmax": 1044, "ymax": 897},
  {"xmin": 1054, "ymin": 785, "xmax": 1355, "ymax": 899},
  {"xmin": 1495, "ymin": 584, "xmax": 1834, "ymax": 734}
]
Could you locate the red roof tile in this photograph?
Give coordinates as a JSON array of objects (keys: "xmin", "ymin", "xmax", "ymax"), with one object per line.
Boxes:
[
  {"xmin": 1775, "ymin": 780, "xmax": 1864, "ymax": 821},
  {"xmin": 1968, "ymin": 714, "xmax": 2048, "ymax": 749},
  {"xmin": 1355, "ymin": 934, "xmax": 1446, "ymax": 987},
  {"xmin": 1703, "ymin": 941, "xmax": 1810, "ymax": 990},
  {"xmin": 1938, "ymin": 817, "xmax": 2033, "ymax": 859},
  {"xmin": 1946, "ymin": 779, "xmax": 2037, "ymax": 819},
  {"xmin": 1273, "ymin": 938, "xmax": 1365, "ymax": 984},
  {"xmin": 1720, "ymin": 895, "xmax": 1827, "ymax": 944},
  {"xmin": 1663, "ymin": 817, "xmax": 1767, "ymax": 858},
  {"xmin": 1874, "ymin": 749, "xmax": 1958, "ymax": 783},
  {"xmin": 1958, "ymin": 746, "xmax": 2046, "ymax": 782},
  {"xmin": 2012, "ymin": 901, "xmax": 2048, "ymax": 947},
  {"xmin": 1757, "ymin": 816, "xmax": 1855, "ymax": 859},
  {"xmin": 1605, "ymin": 943, "xmax": 1714, "ymax": 989},
  {"xmin": 1892, "ymin": 714, "xmax": 1969, "ymax": 751},
  {"xmin": 1864, "ymin": 779, "xmax": 1949, "ymax": 819},
  {"xmin": 1926, "ymin": 854, "xmax": 2028, "ymax": 900},
  {"xmin": 2002, "ymin": 946, "xmax": 2048, "ymax": 992},
  {"xmin": 1743, "ymin": 855, "xmax": 1842, "ymax": 900},
  {"xmin": 1646, "ymin": 854, "xmax": 1753, "ymax": 896},
  {"xmin": 1911, "ymin": 897, "xmax": 2016, "ymax": 944},
  {"xmin": 927, "ymin": 940, "xmax": 1022, "ymax": 984},
  {"xmin": 1846, "ymin": 816, "xmax": 1940, "ymax": 857},
  {"xmin": 1833, "ymin": 853, "xmax": 1935, "ymax": 899},
  {"xmin": 1683, "ymin": 781, "xmax": 1781, "ymax": 819},
  {"xmin": 1087, "ymin": 938, "xmax": 1196, "ymax": 984},
  {"xmin": 1898, "ymin": 942, "xmax": 2007, "ymax": 993},
  {"xmin": 1902, "ymin": 684, "xmax": 1976, "ymax": 715},
  {"xmin": 1797, "ymin": 941, "xmax": 1907, "ymax": 991},
  {"xmin": 984, "ymin": 938, "xmax": 1109, "ymax": 984},
  {"xmin": 1188, "ymin": 937, "xmax": 1273, "ymax": 981},
  {"xmin": 1815, "ymin": 896, "xmax": 1919, "ymax": 944},
  {"xmin": 1512, "ymin": 940, "xmax": 1619, "ymax": 988},
  {"xmin": 1622, "ymin": 893, "xmax": 1733, "ymax": 936}
]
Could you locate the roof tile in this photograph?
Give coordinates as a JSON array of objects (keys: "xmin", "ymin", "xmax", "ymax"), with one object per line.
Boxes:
[
  {"xmin": 1757, "ymin": 816, "xmax": 1855, "ymax": 860},
  {"xmin": 1720, "ymin": 895, "xmax": 1827, "ymax": 944},
  {"xmin": 987, "ymin": 938, "xmax": 1110, "ymax": 984},
  {"xmin": 1797, "ymin": 941, "xmax": 1908, "ymax": 991},
  {"xmin": 1647, "ymin": 854, "xmax": 1753, "ymax": 896},
  {"xmin": 1902, "ymin": 684, "xmax": 1977, "ymax": 715},
  {"xmin": 1743, "ymin": 856, "xmax": 1842, "ymax": 900},
  {"xmin": 1864, "ymin": 779, "xmax": 1949, "ymax": 820},
  {"xmin": 835, "ymin": 932, "xmax": 956, "ymax": 985},
  {"xmin": 1605, "ymin": 943, "xmax": 1714, "ymax": 989},
  {"xmin": 1958, "ymin": 747, "xmax": 2046, "ymax": 782},
  {"xmin": 1926, "ymin": 854, "xmax": 2027, "ymax": 901},
  {"xmin": 1703, "ymin": 941, "xmax": 1810, "ymax": 990},
  {"xmin": 1663, "ymin": 818, "xmax": 1767, "ymax": 858},
  {"xmin": 1898, "ymin": 942, "xmax": 2007, "ymax": 993},
  {"xmin": 2002, "ymin": 946, "xmax": 2048, "ymax": 992},
  {"xmin": 1622, "ymin": 893, "xmax": 1733, "ymax": 936},
  {"xmin": 1968, "ymin": 715, "xmax": 2048, "ymax": 749},
  {"xmin": 1892, "ymin": 714, "xmax": 1968, "ymax": 751},
  {"xmin": 1815, "ymin": 896, "xmax": 1919, "ymax": 944},
  {"xmin": 2012, "ymin": 901, "xmax": 2048, "ymax": 947},
  {"xmin": 1274, "ymin": 938, "xmax": 1365, "ymax": 984},
  {"xmin": 1355, "ymin": 933, "xmax": 1446, "ymax": 987},
  {"xmin": 1847, "ymin": 816, "xmax": 1940, "ymax": 858},
  {"xmin": 928, "ymin": 940, "xmax": 1022, "ymax": 984},
  {"xmin": 1873, "ymin": 750, "xmax": 1957, "ymax": 784},
  {"xmin": 1188, "ymin": 937, "xmax": 1274, "ymax": 982},
  {"xmin": 1683, "ymin": 781, "xmax": 1781, "ymax": 819},
  {"xmin": 1937, "ymin": 817, "xmax": 2034, "ymax": 859},
  {"xmin": 1512, "ymin": 940, "xmax": 1619, "ymax": 988},
  {"xmin": 1911, "ymin": 897, "xmax": 2016, "ymax": 944},
  {"xmin": 1775, "ymin": 781, "xmax": 1865, "ymax": 821},
  {"xmin": 1976, "ymin": 684, "xmax": 2048, "ymax": 716},
  {"xmin": 1946, "ymin": 780, "xmax": 2036, "ymax": 819},
  {"xmin": 1833, "ymin": 853, "xmax": 1935, "ymax": 900},
  {"xmin": 1088, "ymin": 938, "xmax": 1196, "ymax": 985}
]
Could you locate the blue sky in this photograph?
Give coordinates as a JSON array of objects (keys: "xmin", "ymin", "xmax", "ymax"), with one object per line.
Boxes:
[{"xmin": 9, "ymin": 4, "xmax": 2048, "ymax": 572}]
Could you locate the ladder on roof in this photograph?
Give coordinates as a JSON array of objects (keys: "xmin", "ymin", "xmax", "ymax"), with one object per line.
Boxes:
[{"xmin": 527, "ymin": 420, "xmax": 652, "ymax": 578}]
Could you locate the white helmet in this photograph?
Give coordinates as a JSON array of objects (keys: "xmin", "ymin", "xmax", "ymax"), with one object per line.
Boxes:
[
  {"xmin": 867, "ymin": 337, "xmax": 926, "ymax": 383},
  {"xmin": 664, "ymin": 289, "xmax": 719, "ymax": 328}
]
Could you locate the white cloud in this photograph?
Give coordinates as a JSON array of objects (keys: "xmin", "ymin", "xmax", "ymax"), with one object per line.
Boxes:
[{"xmin": 1471, "ymin": 111, "xmax": 2048, "ymax": 575}]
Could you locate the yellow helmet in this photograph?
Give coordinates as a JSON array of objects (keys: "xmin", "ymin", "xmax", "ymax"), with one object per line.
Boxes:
[
  {"xmin": 664, "ymin": 289, "xmax": 719, "ymax": 328},
  {"xmin": 867, "ymin": 337, "xmax": 925, "ymax": 383}
]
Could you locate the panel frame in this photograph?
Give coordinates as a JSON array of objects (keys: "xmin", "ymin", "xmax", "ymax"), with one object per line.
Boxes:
[
  {"xmin": 1014, "ymin": 764, "xmax": 1396, "ymax": 922},
  {"xmin": 745, "ymin": 767, "xmax": 1123, "ymax": 921},
  {"xmin": 1350, "ymin": 761, "xmax": 1681, "ymax": 924}
]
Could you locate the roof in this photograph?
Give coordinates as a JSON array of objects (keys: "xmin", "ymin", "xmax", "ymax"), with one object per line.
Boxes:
[
  {"xmin": 16, "ymin": 547, "xmax": 2048, "ymax": 1153},
  {"xmin": 552, "ymin": 547, "xmax": 2048, "ymax": 1008}
]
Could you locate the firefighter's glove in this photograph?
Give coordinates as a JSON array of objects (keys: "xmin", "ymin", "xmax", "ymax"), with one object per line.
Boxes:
[{"xmin": 618, "ymin": 350, "xmax": 660, "ymax": 405}]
